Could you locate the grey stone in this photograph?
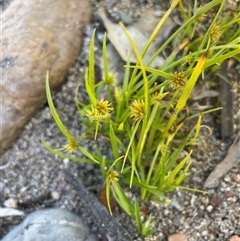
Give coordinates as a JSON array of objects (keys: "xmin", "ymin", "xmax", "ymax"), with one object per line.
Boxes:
[
  {"xmin": 2, "ymin": 208, "xmax": 99, "ymax": 241},
  {"xmin": 117, "ymin": 11, "xmax": 133, "ymax": 25},
  {"xmin": 3, "ymin": 197, "xmax": 18, "ymax": 208}
]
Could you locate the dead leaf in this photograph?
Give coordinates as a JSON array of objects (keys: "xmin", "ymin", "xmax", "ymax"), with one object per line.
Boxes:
[{"xmin": 99, "ymin": 7, "xmax": 176, "ymax": 68}]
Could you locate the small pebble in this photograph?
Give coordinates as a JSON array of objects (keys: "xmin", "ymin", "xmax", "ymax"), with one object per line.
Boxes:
[
  {"xmin": 209, "ymin": 234, "xmax": 215, "ymax": 240},
  {"xmin": 51, "ymin": 191, "xmax": 61, "ymax": 200},
  {"xmin": 163, "ymin": 209, "xmax": 169, "ymax": 216},
  {"xmin": 199, "ymin": 204, "xmax": 204, "ymax": 211},
  {"xmin": 209, "ymin": 227, "xmax": 220, "ymax": 235},
  {"xmin": 209, "ymin": 195, "xmax": 221, "ymax": 207},
  {"xmin": 228, "ymin": 196, "xmax": 237, "ymax": 203},
  {"xmin": 4, "ymin": 197, "xmax": 18, "ymax": 209},
  {"xmin": 202, "ymin": 230, "xmax": 208, "ymax": 236},
  {"xmin": 199, "ymin": 196, "xmax": 209, "ymax": 205},
  {"xmin": 118, "ymin": 11, "xmax": 133, "ymax": 25},
  {"xmin": 172, "ymin": 217, "xmax": 181, "ymax": 227},
  {"xmin": 63, "ymin": 158, "xmax": 69, "ymax": 166},
  {"xmin": 223, "ymin": 176, "xmax": 231, "ymax": 183},
  {"xmin": 206, "ymin": 205, "xmax": 213, "ymax": 213},
  {"xmin": 168, "ymin": 233, "xmax": 188, "ymax": 241},
  {"xmin": 230, "ymin": 166, "xmax": 239, "ymax": 173},
  {"xmin": 171, "ymin": 200, "xmax": 182, "ymax": 211},
  {"xmin": 225, "ymin": 191, "xmax": 233, "ymax": 198},
  {"xmin": 190, "ymin": 195, "xmax": 196, "ymax": 207},
  {"xmin": 229, "ymin": 235, "xmax": 240, "ymax": 241},
  {"xmin": 96, "ymin": 31, "xmax": 104, "ymax": 43},
  {"xmin": 232, "ymin": 173, "xmax": 240, "ymax": 182}
]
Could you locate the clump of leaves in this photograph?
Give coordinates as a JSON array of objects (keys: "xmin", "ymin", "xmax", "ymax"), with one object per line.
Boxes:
[{"xmin": 44, "ymin": 0, "xmax": 240, "ymax": 236}]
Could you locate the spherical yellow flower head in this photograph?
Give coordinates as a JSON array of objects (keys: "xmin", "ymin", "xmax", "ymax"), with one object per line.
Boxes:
[
  {"xmin": 169, "ymin": 71, "xmax": 186, "ymax": 90},
  {"xmin": 130, "ymin": 99, "xmax": 145, "ymax": 122},
  {"xmin": 105, "ymin": 73, "xmax": 116, "ymax": 86},
  {"xmin": 86, "ymin": 99, "xmax": 113, "ymax": 122},
  {"xmin": 64, "ymin": 139, "xmax": 78, "ymax": 153},
  {"xmin": 96, "ymin": 99, "xmax": 113, "ymax": 116},
  {"xmin": 210, "ymin": 22, "xmax": 222, "ymax": 43},
  {"xmin": 106, "ymin": 170, "xmax": 119, "ymax": 183}
]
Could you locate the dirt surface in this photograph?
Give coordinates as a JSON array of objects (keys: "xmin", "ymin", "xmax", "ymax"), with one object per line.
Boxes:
[{"xmin": 1, "ymin": 1, "xmax": 240, "ymax": 240}]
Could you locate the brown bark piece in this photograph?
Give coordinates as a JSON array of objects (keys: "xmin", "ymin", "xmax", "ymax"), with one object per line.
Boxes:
[
  {"xmin": 204, "ymin": 132, "xmax": 240, "ymax": 189},
  {"xmin": 0, "ymin": 0, "xmax": 91, "ymax": 153},
  {"xmin": 64, "ymin": 169, "xmax": 132, "ymax": 241}
]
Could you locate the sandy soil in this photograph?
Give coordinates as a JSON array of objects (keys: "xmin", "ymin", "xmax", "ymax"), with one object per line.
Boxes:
[{"xmin": 1, "ymin": 1, "xmax": 239, "ymax": 240}]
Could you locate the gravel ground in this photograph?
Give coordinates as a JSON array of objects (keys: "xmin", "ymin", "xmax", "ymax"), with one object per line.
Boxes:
[{"xmin": 1, "ymin": 0, "xmax": 240, "ymax": 240}]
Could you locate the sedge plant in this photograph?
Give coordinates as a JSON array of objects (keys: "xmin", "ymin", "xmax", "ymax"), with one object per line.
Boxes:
[{"xmin": 43, "ymin": 0, "xmax": 240, "ymax": 236}]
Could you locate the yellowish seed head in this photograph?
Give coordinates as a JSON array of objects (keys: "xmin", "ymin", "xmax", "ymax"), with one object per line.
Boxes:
[
  {"xmin": 169, "ymin": 71, "xmax": 186, "ymax": 90},
  {"xmin": 86, "ymin": 99, "xmax": 113, "ymax": 122},
  {"xmin": 210, "ymin": 22, "xmax": 222, "ymax": 43},
  {"xmin": 96, "ymin": 99, "xmax": 113, "ymax": 116},
  {"xmin": 64, "ymin": 139, "xmax": 78, "ymax": 153},
  {"xmin": 130, "ymin": 99, "xmax": 145, "ymax": 122},
  {"xmin": 105, "ymin": 73, "xmax": 116, "ymax": 86},
  {"xmin": 106, "ymin": 170, "xmax": 119, "ymax": 183}
]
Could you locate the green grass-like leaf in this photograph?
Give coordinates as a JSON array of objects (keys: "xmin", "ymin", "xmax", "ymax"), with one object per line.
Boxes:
[
  {"xmin": 42, "ymin": 140, "xmax": 96, "ymax": 164},
  {"xmin": 45, "ymin": 71, "xmax": 74, "ymax": 141},
  {"xmin": 112, "ymin": 181, "xmax": 133, "ymax": 216}
]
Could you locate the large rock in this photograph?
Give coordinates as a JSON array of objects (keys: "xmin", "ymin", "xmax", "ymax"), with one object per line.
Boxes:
[
  {"xmin": 0, "ymin": 0, "xmax": 91, "ymax": 153},
  {"xmin": 1, "ymin": 208, "xmax": 99, "ymax": 241}
]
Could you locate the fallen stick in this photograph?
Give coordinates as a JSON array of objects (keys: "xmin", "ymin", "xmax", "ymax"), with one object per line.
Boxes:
[
  {"xmin": 204, "ymin": 131, "xmax": 240, "ymax": 188},
  {"xmin": 64, "ymin": 169, "xmax": 132, "ymax": 241},
  {"xmin": 219, "ymin": 60, "xmax": 233, "ymax": 140}
]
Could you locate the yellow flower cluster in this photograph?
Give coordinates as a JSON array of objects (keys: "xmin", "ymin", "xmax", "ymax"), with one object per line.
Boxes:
[
  {"xmin": 169, "ymin": 71, "xmax": 186, "ymax": 90},
  {"xmin": 105, "ymin": 73, "xmax": 116, "ymax": 86},
  {"xmin": 86, "ymin": 99, "xmax": 113, "ymax": 122},
  {"xmin": 210, "ymin": 22, "xmax": 222, "ymax": 43},
  {"xmin": 130, "ymin": 99, "xmax": 145, "ymax": 122},
  {"xmin": 106, "ymin": 170, "xmax": 119, "ymax": 183},
  {"xmin": 63, "ymin": 139, "xmax": 78, "ymax": 153}
]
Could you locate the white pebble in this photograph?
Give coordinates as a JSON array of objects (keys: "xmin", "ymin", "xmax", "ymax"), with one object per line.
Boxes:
[
  {"xmin": 51, "ymin": 191, "xmax": 61, "ymax": 200},
  {"xmin": 4, "ymin": 197, "xmax": 18, "ymax": 209},
  {"xmin": 163, "ymin": 209, "xmax": 169, "ymax": 216},
  {"xmin": 0, "ymin": 207, "xmax": 25, "ymax": 217},
  {"xmin": 206, "ymin": 205, "xmax": 213, "ymax": 212},
  {"xmin": 63, "ymin": 158, "xmax": 69, "ymax": 166}
]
